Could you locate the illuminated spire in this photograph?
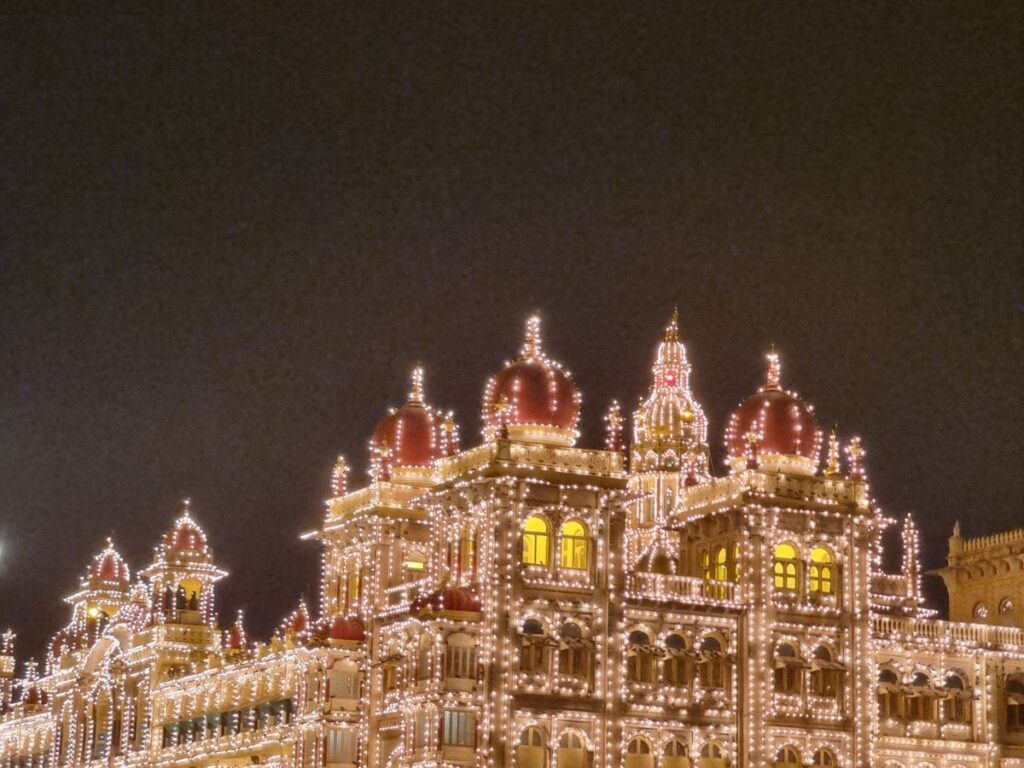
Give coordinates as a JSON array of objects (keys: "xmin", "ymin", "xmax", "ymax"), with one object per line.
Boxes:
[
  {"xmin": 521, "ymin": 314, "xmax": 542, "ymax": 358},
  {"xmin": 765, "ymin": 345, "xmax": 781, "ymax": 389},
  {"xmin": 408, "ymin": 365, "xmax": 425, "ymax": 404},
  {"xmin": 824, "ymin": 426, "xmax": 840, "ymax": 476},
  {"xmin": 847, "ymin": 436, "xmax": 865, "ymax": 481},
  {"xmin": 664, "ymin": 307, "xmax": 679, "ymax": 342},
  {"xmin": 331, "ymin": 455, "xmax": 349, "ymax": 496},
  {"xmin": 604, "ymin": 400, "xmax": 624, "ymax": 453}
]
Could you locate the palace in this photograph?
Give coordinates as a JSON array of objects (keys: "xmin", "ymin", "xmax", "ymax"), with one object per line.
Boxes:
[{"xmin": 0, "ymin": 314, "xmax": 1022, "ymax": 768}]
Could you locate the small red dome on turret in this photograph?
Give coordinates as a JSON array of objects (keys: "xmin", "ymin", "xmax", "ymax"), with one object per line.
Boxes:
[
  {"xmin": 370, "ymin": 367, "xmax": 456, "ymax": 478},
  {"xmin": 164, "ymin": 511, "xmax": 208, "ymax": 555},
  {"xmin": 725, "ymin": 349, "xmax": 821, "ymax": 474},
  {"xmin": 482, "ymin": 316, "xmax": 580, "ymax": 445},
  {"xmin": 89, "ymin": 540, "xmax": 130, "ymax": 584},
  {"xmin": 328, "ymin": 616, "xmax": 366, "ymax": 642},
  {"xmin": 410, "ymin": 587, "xmax": 483, "ymax": 618}
]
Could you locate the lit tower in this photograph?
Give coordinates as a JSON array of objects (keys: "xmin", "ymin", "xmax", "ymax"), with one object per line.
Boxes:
[
  {"xmin": 140, "ymin": 501, "xmax": 226, "ymax": 631},
  {"xmin": 627, "ymin": 311, "xmax": 711, "ymax": 563},
  {"xmin": 63, "ymin": 539, "xmax": 132, "ymax": 648}
]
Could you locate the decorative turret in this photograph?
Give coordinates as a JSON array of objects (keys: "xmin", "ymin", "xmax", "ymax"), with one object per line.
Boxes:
[
  {"xmin": 330, "ymin": 455, "xmax": 349, "ymax": 497},
  {"xmin": 64, "ymin": 539, "xmax": 132, "ymax": 648},
  {"xmin": 725, "ymin": 348, "xmax": 822, "ymax": 476},
  {"xmin": 902, "ymin": 514, "xmax": 922, "ymax": 606},
  {"xmin": 482, "ymin": 315, "xmax": 581, "ymax": 446},
  {"xmin": 631, "ymin": 310, "xmax": 710, "ymax": 477},
  {"xmin": 141, "ymin": 501, "xmax": 227, "ymax": 628},
  {"xmin": 278, "ymin": 601, "xmax": 312, "ymax": 642},
  {"xmin": 604, "ymin": 400, "xmax": 624, "ymax": 454},
  {"xmin": 224, "ymin": 610, "xmax": 248, "ymax": 657}
]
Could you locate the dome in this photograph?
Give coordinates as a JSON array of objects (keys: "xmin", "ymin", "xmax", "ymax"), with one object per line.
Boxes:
[
  {"xmin": 410, "ymin": 587, "xmax": 483, "ymax": 618},
  {"xmin": 482, "ymin": 316, "xmax": 580, "ymax": 446},
  {"xmin": 89, "ymin": 540, "xmax": 130, "ymax": 584},
  {"xmin": 163, "ymin": 506, "xmax": 209, "ymax": 557},
  {"xmin": 725, "ymin": 349, "xmax": 821, "ymax": 475},
  {"xmin": 370, "ymin": 367, "xmax": 455, "ymax": 478},
  {"xmin": 328, "ymin": 616, "xmax": 366, "ymax": 642},
  {"xmin": 279, "ymin": 601, "xmax": 311, "ymax": 637}
]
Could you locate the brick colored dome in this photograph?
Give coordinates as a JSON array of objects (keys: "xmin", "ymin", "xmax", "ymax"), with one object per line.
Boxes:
[
  {"xmin": 89, "ymin": 541, "xmax": 129, "ymax": 584},
  {"xmin": 164, "ymin": 514, "xmax": 207, "ymax": 555},
  {"xmin": 725, "ymin": 350, "xmax": 821, "ymax": 469},
  {"xmin": 482, "ymin": 316, "xmax": 580, "ymax": 443},
  {"xmin": 370, "ymin": 367, "xmax": 449, "ymax": 472}
]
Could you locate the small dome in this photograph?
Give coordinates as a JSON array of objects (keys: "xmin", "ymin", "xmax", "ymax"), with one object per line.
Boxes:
[
  {"xmin": 280, "ymin": 602, "xmax": 311, "ymax": 637},
  {"xmin": 89, "ymin": 540, "xmax": 130, "ymax": 584},
  {"xmin": 224, "ymin": 611, "xmax": 247, "ymax": 650},
  {"xmin": 371, "ymin": 367, "xmax": 441, "ymax": 470},
  {"xmin": 328, "ymin": 616, "xmax": 366, "ymax": 642},
  {"xmin": 410, "ymin": 587, "xmax": 483, "ymax": 618},
  {"xmin": 725, "ymin": 349, "xmax": 821, "ymax": 474},
  {"xmin": 163, "ymin": 506, "xmax": 209, "ymax": 557},
  {"xmin": 482, "ymin": 316, "xmax": 580, "ymax": 445}
]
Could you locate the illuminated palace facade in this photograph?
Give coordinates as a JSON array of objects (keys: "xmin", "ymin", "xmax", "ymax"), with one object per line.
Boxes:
[{"xmin": 1, "ymin": 314, "xmax": 1023, "ymax": 768}]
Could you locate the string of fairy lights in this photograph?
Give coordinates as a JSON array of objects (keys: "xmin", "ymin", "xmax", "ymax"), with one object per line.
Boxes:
[{"xmin": 0, "ymin": 314, "xmax": 1021, "ymax": 768}]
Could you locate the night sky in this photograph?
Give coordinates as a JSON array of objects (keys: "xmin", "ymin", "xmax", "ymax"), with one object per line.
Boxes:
[{"xmin": 1, "ymin": 3, "xmax": 1020, "ymax": 659}]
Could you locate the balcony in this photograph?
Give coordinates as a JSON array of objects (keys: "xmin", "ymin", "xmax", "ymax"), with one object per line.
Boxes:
[{"xmin": 626, "ymin": 572, "xmax": 737, "ymax": 605}]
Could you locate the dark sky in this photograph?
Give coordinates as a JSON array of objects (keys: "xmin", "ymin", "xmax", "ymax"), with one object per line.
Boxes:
[{"xmin": 0, "ymin": 3, "xmax": 1020, "ymax": 659}]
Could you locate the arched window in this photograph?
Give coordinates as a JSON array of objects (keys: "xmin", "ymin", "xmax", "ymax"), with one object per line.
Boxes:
[
  {"xmin": 558, "ymin": 730, "xmax": 588, "ymax": 767},
  {"xmin": 702, "ymin": 550, "xmax": 712, "ymax": 581},
  {"xmin": 812, "ymin": 747, "xmax": 837, "ymax": 768},
  {"xmin": 626, "ymin": 737, "xmax": 654, "ymax": 768},
  {"xmin": 774, "ymin": 543, "xmax": 799, "ymax": 592},
  {"xmin": 714, "ymin": 546, "xmax": 729, "ymax": 581},
  {"xmin": 943, "ymin": 673, "xmax": 971, "ymax": 723},
  {"xmin": 627, "ymin": 630, "xmax": 657, "ymax": 683},
  {"xmin": 559, "ymin": 623, "xmax": 591, "ymax": 680},
  {"xmin": 662, "ymin": 634, "xmax": 690, "ymax": 686},
  {"xmin": 697, "ymin": 741, "xmax": 726, "ymax": 768},
  {"xmin": 664, "ymin": 739, "xmax": 691, "ymax": 768},
  {"xmin": 1005, "ymin": 679, "xmax": 1024, "ymax": 731},
  {"xmin": 517, "ymin": 727, "xmax": 547, "ymax": 768},
  {"xmin": 775, "ymin": 746, "xmax": 801, "ymax": 767},
  {"xmin": 773, "ymin": 643, "xmax": 805, "ymax": 694},
  {"xmin": 906, "ymin": 673, "xmax": 937, "ymax": 722},
  {"xmin": 520, "ymin": 619, "xmax": 548, "ymax": 674},
  {"xmin": 697, "ymin": 636, "xmax": 727, "ymax": 690},
  {"xmin": 810, "ymin": 645, "xmax": 843, "ymax": 698},
  {"xmin": 877, "ymin": 668, "xmax": 900, "ymax": 719},
  {"xmin": 560, "ymin": 520, "xmax": 589, "ymax": 570},
  {"xmin": 523, "ymin": 516, "xmax": 551, "ymax": 566},
  {"xmin": 808, "ymin": 546, "xmax": 834, "ymax": 594}
]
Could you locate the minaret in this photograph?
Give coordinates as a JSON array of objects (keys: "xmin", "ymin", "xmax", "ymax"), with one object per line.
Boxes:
[{"xmin": 902, "ymin": 514, "xmax": 923, "ymax": 608}]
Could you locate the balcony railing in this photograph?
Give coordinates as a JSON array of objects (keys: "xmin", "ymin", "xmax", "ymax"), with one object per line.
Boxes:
[
  {"xmin": 871, "ymin": 615, "xmax": 1024, "ymax": 647},
  {"xmin": 626, "ymin": 573, "xmax": 738, "ymax": 604}
]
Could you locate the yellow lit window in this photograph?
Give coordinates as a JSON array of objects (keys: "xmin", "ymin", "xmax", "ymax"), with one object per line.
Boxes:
[
  {"xmin": 733, "ymin": 543, "xmax": 740, "ymax": 582},
  {"xmin": 522, "ymin": 516, "xmax": 550, "ymax": 566},
  {"xmin": 808, "ymin": 546, "xmax": 833, "ymax": 594},
  {"xmin": 714, "ymin": 546, "xmax": 729, "ymax": 581},
  {"xmin": 773, "ymin": 543, "xmax": 799, "ymax": 591},
  {"xmin": 702, "ymin": 550, "xmax": 711, "ymax": 581},
  {"xmin": 559, "ymin": 520, "xmax": 589, "ymax": 570}
]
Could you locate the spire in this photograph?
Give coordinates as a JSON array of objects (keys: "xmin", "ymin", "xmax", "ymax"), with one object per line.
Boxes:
[
  {"xmin": 664, "ymin": 307, "xmax": 679, "ymax": 342},
  {"xmin": 846, "ymin": 436, "xmax": 865, "ymax": 480},
  {"xmin": 331, "ymin": 455, "xmax": 349, "ymax": 496},
  {"xmin": 824, "ymin": 426, "xmax": 841, "ymax": 476},
  {"xmin": 902, "ymin": 514, "xmax": 922, "ymax": 603},
  {"xmin": 765, "ymin": 345, "xmax": 781, "ymax": 389},
  {"xmin": 408, "ymin": 365, "xmax": 425, "ymax": 404},
  {"xmin": 521, "ymin": 315, "xmax": 542, "ymax": 358},
  {"xmin": 604, "ymin": 400, "xmax": 624, "ymax": 453}
]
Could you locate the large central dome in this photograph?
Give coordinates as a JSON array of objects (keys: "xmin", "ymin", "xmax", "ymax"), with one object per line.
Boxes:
[{"xmin": 482, "ymin": 316, "xmax": 580, "ymax": 446}]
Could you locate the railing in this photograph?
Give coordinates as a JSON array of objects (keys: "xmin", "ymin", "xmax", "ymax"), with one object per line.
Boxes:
[
  {"xmin": 674, "ymin": 470, "xmax": 867, "ymax": 517},
  {"xmin": 436, "ymin": 440, "xmax": 625, "ymax": 481},
  {"xmin": 872, "ymin": 615, "xmax": 1024, "ymax": 647},
  {"xmin": 626, "ymin": 572, "xmax": 738, "ymax": 604},
  {"xmin": 327, "ymin": 482, "xmax": 425, "ymax": 520}
]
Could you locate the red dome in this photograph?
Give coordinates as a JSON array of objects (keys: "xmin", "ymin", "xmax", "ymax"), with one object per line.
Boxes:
[
  {"xmin": 725, "ymin": 350, "xmax": 821, "ymax": 468},
  {"xmin": 483, "ymin": 317, "xmax": 580, "ymax": 441},
  {"xmin": 328, "ymin": 616, "xmax": 366, "ymax": 642},
  {"xmin": 410, "ymin": 587, "xmax": 483, "ymax": 618},
  {"xmin": 280, "ymin": 602, "xmax": 310, "ymax": 636},
  {"xmin": 164, "ymin": 514, "xmax": 207, "ymax": 555},
  {"xmin": 89, "ymin": 542, "xmax": 129, "ymax": 583},
  {"xmin": 370, "ymin": 367, "xmax": 446, "ymax": 472}
]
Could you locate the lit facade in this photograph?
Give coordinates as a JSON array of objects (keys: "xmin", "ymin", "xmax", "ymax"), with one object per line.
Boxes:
[{"xmin": 0, "ymin": 314, "xmax": 1022, "ymax": 768}]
